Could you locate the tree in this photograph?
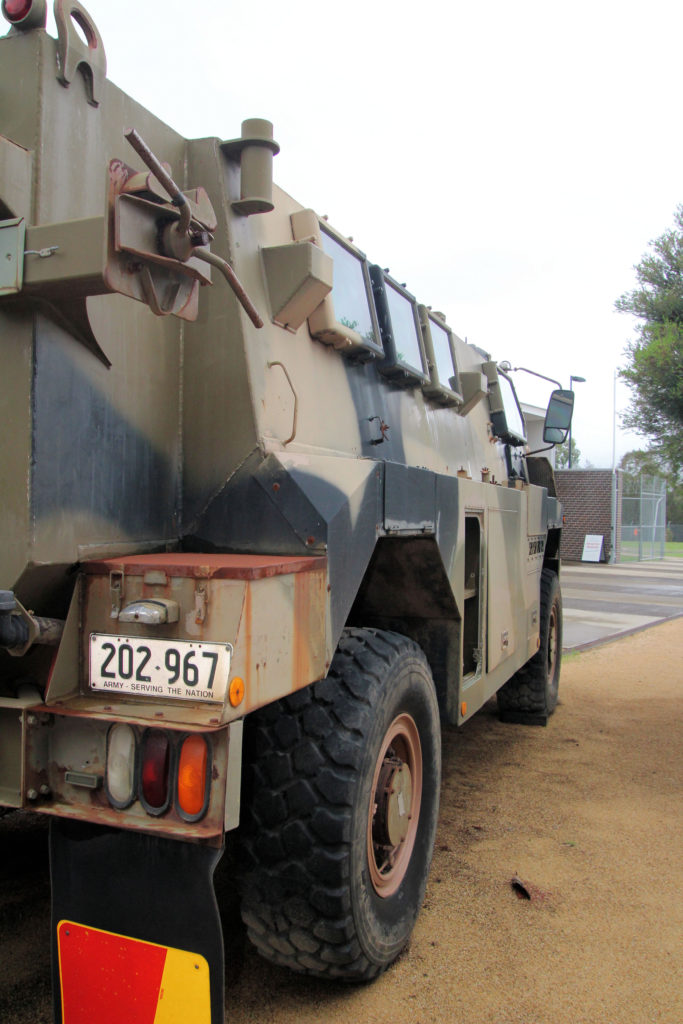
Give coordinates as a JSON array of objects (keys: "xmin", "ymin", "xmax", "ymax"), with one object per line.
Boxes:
[
  {"xmin": 615, "ymin": 206, "xmax": 683, "ymax": 471},
  {"xmin": 554, "ymin": 436, "xmax": 581, "ymax": 469},
  {"xmin": 619, "ymin": 449, "xmax": 683, "ymax": 524},
  {"xmin": 619, "ymin": 448, "xmax": 663, "ymax": 479}
]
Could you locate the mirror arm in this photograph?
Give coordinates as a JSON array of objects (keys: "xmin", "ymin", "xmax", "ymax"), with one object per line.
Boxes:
[{"xmin": 526, "ymin": 443, "xmax": 558, "ymax": 457}]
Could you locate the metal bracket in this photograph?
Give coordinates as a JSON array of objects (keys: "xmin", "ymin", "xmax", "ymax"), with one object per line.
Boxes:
[
  {"xmin": 194, "ymin": 582, "xmax": 208, "ymax": 625},
  {"xmin": 0, "ymin": 217, "xmax": 26, "ymax": 296},
  {"xmin": 123, "ymin": 129, "xmax": 263, "ymax": 328},
  {"xmin": 368, "ymin": 415, "xmax": 390, "ymax": 446},
  {"xmin": 140, "ymin": 265, "xmax": 183, "ymax": 317},
  {"xmin": 54, "ymin": 0, "xmax": 107, "ymax": 107},
  {"xmin": 109, "ymin": 570, "xmax": 124, "ymax": 619}
]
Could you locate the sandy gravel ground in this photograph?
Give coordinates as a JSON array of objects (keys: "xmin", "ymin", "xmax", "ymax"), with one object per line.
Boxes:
[{"xmin": 1, "ymin": 618, "xmax": 681, "ymax": 1024}]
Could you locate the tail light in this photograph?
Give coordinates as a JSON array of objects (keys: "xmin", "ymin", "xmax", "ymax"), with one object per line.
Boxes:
[
  {"xmin": 176, "ymin": 735, "xmax": 210, "ymax": 821},
  {"xmin": 2, "ymin": 0, "xmax": 44, "ymax": 27},
  {"xmin": 105, "ymin": 724, "xmax": 137, "ymax": 808},
  {"xmin": 140, "ymin": 730, "xmax": 171, "ymax": 814},
  {"xmin": 105, "ymin": 726, "xmax": 211, "ymax": 823},
  {"xmin": 3, "ymin": 0, "xmax": 33, "ymax": 21}
]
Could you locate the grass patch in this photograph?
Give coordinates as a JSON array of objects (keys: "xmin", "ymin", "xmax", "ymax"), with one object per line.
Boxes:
[{"xmin": 618, "ymin": 540, "xmax": 683, "ymax": 561}]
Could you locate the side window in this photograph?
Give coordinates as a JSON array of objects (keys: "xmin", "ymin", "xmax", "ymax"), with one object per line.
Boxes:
[
  {"xmin": 318, "ymin": 227, "xmax": 381, "ymax": 351},
  {"xmin": 419, "ymin": 306, "xmax": 463, "ymax": 406},
  {"xmin": 369, "ymin": 267, "xmax": 429, "ymax": 385},
  {"xmin": 290, "ymin": 209, "xmax": 383, "ymax": 360},
  {"xmin": 484, "ymin": 361, "xmax": 527, "ymax": 445},
  {"xmin": 498, "ymin": 373, "xmax": 526, "ymax": 442}
]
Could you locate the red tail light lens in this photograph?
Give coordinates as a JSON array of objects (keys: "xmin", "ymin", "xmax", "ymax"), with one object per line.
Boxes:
[
  {"xmin": 3, "ymin": 1, "xmax": 34, "ymax": 22},
  {"xmin": 176, "ymin": 735, "xmax": 209, "ymax": 820},
  {"xmin": 140, "ymin": 730, "xmax": 171, "ymax": 813}
]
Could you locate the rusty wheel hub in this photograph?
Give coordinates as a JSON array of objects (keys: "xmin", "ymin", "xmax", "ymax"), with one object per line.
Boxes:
[{"xmin": 367, "ymin": 713, "xmax": 422, "ymax": 898}]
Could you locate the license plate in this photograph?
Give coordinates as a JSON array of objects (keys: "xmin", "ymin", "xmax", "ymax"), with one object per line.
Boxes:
[{"xmin": 89, "ymin": 634, "xmax": 232, "ymax": 703}]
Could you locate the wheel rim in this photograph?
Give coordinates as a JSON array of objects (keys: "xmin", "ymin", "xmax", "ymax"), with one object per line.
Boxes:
[
  {"xmin": 367, "ymin": 713, "xmax": 422, "ymax": 898},
  {"xmin": 548, "ymin": 602, "xmax": 558, "ymax": 678}
]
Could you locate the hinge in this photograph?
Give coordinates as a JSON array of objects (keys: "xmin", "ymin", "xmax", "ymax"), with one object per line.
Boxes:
[{"xmin": 109, "ymin": 570, "xmax": 124, "ymax": 619}]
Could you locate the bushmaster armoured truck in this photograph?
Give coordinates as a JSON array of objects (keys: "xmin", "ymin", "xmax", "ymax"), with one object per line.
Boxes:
[{"xmin": 0, "ymin": 2, "xmax": 574, "ymax": 1021}]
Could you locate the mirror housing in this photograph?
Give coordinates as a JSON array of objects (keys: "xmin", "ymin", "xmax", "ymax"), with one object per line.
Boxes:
[{"xmin": 543, "ymin": 389, "xmax": 574, "ymax": 444}]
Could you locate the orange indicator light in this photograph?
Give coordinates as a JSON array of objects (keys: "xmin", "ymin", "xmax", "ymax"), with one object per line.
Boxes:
[
  {"xmin": 461, "ymin": 702, "xmax": 467, "ymax": 717},
  {"xmin": 177, "ymin": 735, "xmax": 208, "ymax": 818}
]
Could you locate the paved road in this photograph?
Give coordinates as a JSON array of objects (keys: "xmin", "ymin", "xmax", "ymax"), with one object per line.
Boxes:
[{"xmin": 561, "ymin": 557, "xmax": 683, "ymax": 650}]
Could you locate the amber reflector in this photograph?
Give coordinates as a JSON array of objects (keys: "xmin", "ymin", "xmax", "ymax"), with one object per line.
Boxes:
[
  {"xmin": 229, "ymin": 676, "xmax": 245, "ymax": 707},
  {"xmin": 177, "ymin": 735, "xmax": 208, "ymax": 817}
]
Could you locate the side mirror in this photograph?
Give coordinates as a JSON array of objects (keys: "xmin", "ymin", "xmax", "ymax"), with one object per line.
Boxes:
[{"xmin": 543, "ymin": 389, "xmax": 574, "ymax": 444}]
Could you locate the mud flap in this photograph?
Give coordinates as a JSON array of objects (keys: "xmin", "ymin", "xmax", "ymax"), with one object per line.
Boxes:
[{"xmin": 50, "ymin": 820, "xmax": 225, "ymax": 1024}]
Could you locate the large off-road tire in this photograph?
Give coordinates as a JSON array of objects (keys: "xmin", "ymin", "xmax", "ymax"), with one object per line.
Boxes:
[
  {"xmin": 238, "ymin": 628, "xmax": 441, "ymax": 980},
  {"xmin": 497, "ymin": 568, "xmax": 562, "ymax": 725}
]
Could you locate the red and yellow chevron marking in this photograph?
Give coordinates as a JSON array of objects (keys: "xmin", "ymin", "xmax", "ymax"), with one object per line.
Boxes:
[{"xmin": 57, "ymin": 920, "xmax": 211, "ymax": 1024}]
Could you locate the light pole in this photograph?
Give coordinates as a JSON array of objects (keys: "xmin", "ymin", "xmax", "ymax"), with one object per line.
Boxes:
[{"xmin": 568, "ymin": 375, "xmax": 586, "ymax": 468}]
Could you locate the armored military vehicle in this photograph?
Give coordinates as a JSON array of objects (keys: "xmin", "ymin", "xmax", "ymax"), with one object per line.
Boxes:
[{"xmin": 0, "ymin": 2, "xmax": 573, "ymax": 1021}]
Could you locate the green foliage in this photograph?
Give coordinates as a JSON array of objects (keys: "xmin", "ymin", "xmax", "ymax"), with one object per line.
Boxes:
[
  {"xmin": 616, "ymin": 206, "xmax": 683, "ymax": 469},
  {"xmin": 619, "ymin": 448, "xmax": 663, "ymax": 492},
  {"xmin": 671, "ymin": 492, "xmax": 683, "ymax": 524},
  {"xmin": 554, "ymin": 436, "xmax": 581, "ymax": 469},
  {"xmin": 618, "ymin": 448, "xmax": 683, "ymax": 522}
]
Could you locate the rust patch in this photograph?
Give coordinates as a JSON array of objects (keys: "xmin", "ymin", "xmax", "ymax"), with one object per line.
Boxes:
[
  {"xmin": 32, "ymin": 802, "xmax": 224, "ymax": 846},
  {"xmin": 27, "ymin": 711, "xmax": 230, "ymax": 846},
  {"xmin": 35, "ymin": 700, "xmax": 226, "ymax": 731},
  {"xmin": 83, "ymin": 552, "xmax": 327, "ymax": 581},
  {"xmin": 241, "ymin": 582, "xmax": 253, "ymax": 702},
  {"xmin": 292, "ymin": 567, "xmax": 326, "ymax": 693},
  {"xmin": 293, "ymin": 570, "xmax": 313, "ymax": 691}
]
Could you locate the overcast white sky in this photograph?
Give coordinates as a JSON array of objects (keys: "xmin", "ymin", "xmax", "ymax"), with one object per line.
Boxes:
[{"xmin": 44, "ymin": 0, "xmax": 683, "ymax": 467}]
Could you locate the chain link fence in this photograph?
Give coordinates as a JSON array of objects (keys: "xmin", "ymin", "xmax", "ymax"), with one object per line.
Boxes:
[
  {"xmin": 669, "ymin": 523, "xmax": 683, "ymax": 542},
  {"xmin": 620, "ymin": 475, "xmax": 667, "ymax": 561}
]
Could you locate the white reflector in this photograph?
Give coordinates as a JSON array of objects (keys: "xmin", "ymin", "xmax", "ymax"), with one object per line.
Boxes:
[{"xmin": 106, "ymin": 724, "xmax": 137, "ymax": 807}]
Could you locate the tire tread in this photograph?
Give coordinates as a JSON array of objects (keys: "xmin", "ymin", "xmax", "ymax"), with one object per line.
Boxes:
[
  {"xmin": 497, "ymin": 569, "xmax": 562, "ymax": 720},
  {"xmin": 239, "ymin": 628, "xmax": 433, "ymax": 980}
]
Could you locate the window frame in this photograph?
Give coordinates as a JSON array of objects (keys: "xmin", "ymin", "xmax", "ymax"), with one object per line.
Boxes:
[
  {"xmin": 485, "ymin": 363, "xmax": 527, "ymax": 446},
  {"xmin": 369, "ymin": 266, "xmax": 430, "ymax": 386},
  {"xmin": 418, "ymin": 306, "xmax": 463, "ymax": 406},
  {"xmin": 290, "ymin": 209, "xmax": 384, "ymax": 361}
]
